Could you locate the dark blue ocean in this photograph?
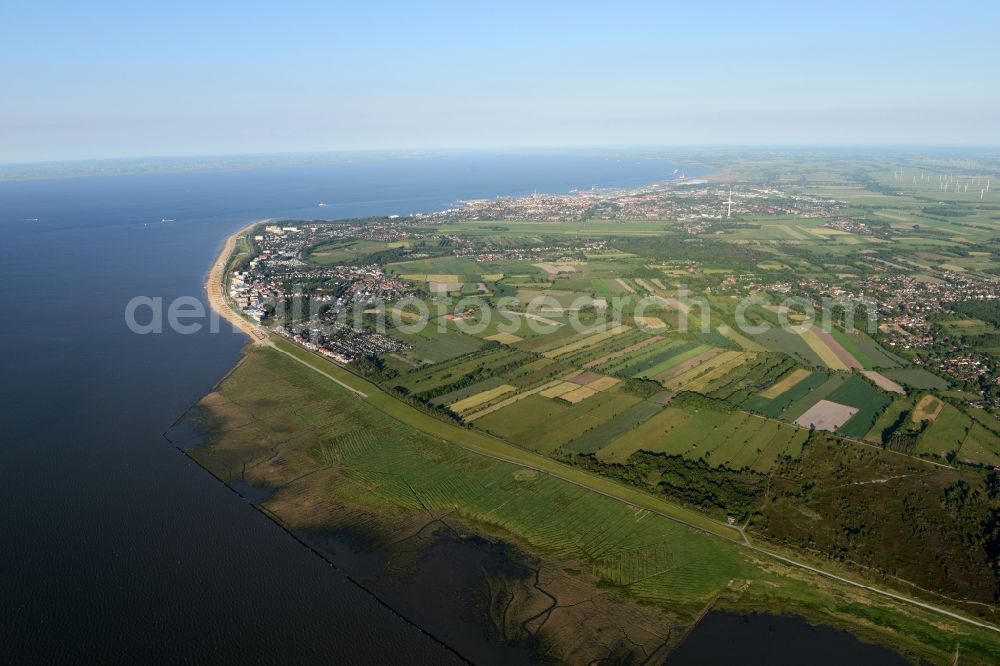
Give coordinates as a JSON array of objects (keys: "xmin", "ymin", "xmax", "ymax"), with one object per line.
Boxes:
[{"xmin": 0, "ymin": 154, "xmax": 697, "ymax": 663}]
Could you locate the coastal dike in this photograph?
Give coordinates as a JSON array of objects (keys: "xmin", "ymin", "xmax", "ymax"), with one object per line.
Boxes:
[{"xmin": 206, "ymin": 219, "xmax": 269, "ymax": 344}]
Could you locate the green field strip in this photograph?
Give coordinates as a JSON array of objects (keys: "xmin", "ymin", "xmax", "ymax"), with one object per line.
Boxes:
[{"xmin": 567, "ymin": 400, "xmax": 665, "ymax": 454}]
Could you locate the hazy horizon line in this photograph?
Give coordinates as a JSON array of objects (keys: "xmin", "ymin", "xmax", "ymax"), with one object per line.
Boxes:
[{"xmin": 5, "ymin": 142, "xmax": 1000, "ymax": 171}]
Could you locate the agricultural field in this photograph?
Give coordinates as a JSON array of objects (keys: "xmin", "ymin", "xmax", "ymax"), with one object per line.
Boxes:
[
  {"xmin": 699, "ymin": 354, "xmax": 794, "ymax": 405},
  {"xmin": 864, "ymin": 396, "xmax": 917, "ymax": 444},
  {"xmin": 824, "ymin": 375, "xmax": 894, "ymax": 438},
  {"xmin": 391, "ymin": 327, "xmax": 485, "ymax": 365},
  {"xmin": 799, "ymin": 327, "xmax": 855, "ymax": 370},
  {"xmin": 917, "ymin": 403, "xmax": 971, "ymax": 458},
  {"xmin": 394, "ymin": 345, "xmax": 522, "ymax": 395},
  {"xmin": 582, "ymin": 334, "xmax": 663, "ymax": 368},
  {"xmin": 220, "ymin": 151, "xmax": 1000, "ymax": 661},
  {"xmin": 882, "ymin": 367, "xmax": 950, "ymax": 390},
  {"xmin": 661, "ymin": 351, "xmax": 750, "ymax": 392},
  {"xmin": 563, "ymin": 398, "xmax": 667, "ymax": 454},
  {"xmin": 861, "ymin": 370, "xmax": 905, "ymax": 394},
  {"xmin": 308, "ymin": 238, "xmax": 409, "ymax": 264},
  {"xmin": 752, "ymin": 327, "xmax": 825, "ymax": 367},
  {"xmin": 651, "ymin": 346, "xmax": 724, "ymax": 382},
  {"xmin": 542, "ymin": 324, "xmax": 631, "ymax": 358},
  {"xmin": 602, "ymin": 340, "xmax": 707, "ymax": 378},
  {"xmin": 716, "ymin": 324, "xmax": 765, "ymax": 351},
  {"xmin": 742, "ymin": 370, "xmax": 891, "ymax": 438},
  {"xmin": 429, "ymin": 376, "xmax": 507, "ymax": 407},
  {"xmin": 743, "ymin": 370, "xmax": 832, "ymax": 418},
  {"xmin": 594, "ymin": 402, "xmax": 807, "ymax": 473},
  {"xmin": 912, "ymin": 395, "xmax": 944, "ymax": 422},
  {"xmin": 794, "ymin": 400, "xmax": 858, "ymax": 432},
  {"xmin": 448, "ymin": 383, "xmax": 517, "ymax": 415},
  {"xmin": 958, "ymin": 424, "xmax": 1000, "ymax": 467},
  {"xmin": 912, "ymin": 397, "xmax": 1000, "ymax": 466},
  {"xmin": 759, "ymin": 368, "xmax": 812, "ymax": 399},
  {"xmin": 484, "ymin": 331, "xmax": 521, "ymax": 344},
  {"xmin": 386, "ymin": 255, "xmax": 484, "ymax": 281},
  {"xmin": 475, "ymin": 388, "xmax": 641, "ymax": 453}
]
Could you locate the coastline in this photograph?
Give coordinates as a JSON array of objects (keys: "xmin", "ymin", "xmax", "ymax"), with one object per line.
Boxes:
[{"xmin": 205, "ymin": 219, "xmax": 270, "ymax": 343}]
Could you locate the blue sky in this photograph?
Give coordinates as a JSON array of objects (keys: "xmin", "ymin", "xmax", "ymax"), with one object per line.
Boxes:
[{"xmin": 2, "ymin": 1, "xmax": 998, "ymax": 162}]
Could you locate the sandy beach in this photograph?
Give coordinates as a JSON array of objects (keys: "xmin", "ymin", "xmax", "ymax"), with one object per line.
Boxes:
[{"xmin": 205, "ymin": 219, "xmax": 270, "ymax": 343}]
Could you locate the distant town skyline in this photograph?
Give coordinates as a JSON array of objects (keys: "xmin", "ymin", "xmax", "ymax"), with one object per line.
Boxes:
[{"xmin": 3, "ymin": 0, "xmax": 999, "ymax": 163}]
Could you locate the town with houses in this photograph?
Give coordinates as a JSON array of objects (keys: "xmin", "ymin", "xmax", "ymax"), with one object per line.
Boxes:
[
  {"xmin": 225, "ymin": 177, "xmax": 999, "ymax": 402},
  {"xmin": 416, "ymin": 180, "xmax": 844, "ymax": 225}
]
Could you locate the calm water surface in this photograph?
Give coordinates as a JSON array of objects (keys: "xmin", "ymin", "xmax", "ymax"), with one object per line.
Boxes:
[{"xmin": 669, "ymin": 611, "xmax": 910, "ymax": 665}]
